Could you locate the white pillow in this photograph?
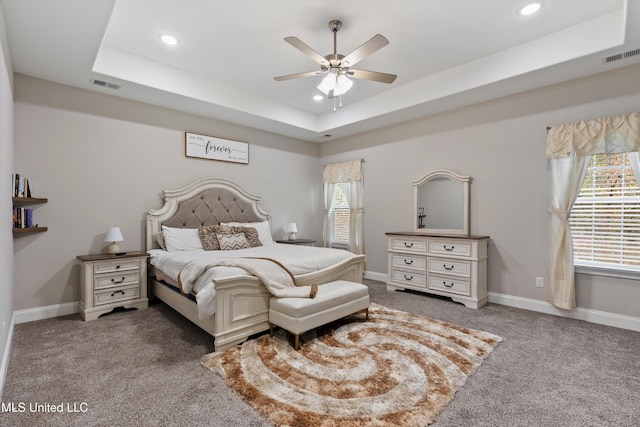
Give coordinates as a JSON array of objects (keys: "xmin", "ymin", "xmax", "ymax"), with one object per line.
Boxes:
[
  {"xmin": 221, "ymin": 221, "xmax": 274, "ymax": 245},
  {"xmin": 161, "ymin": 225, "xmax": 203, "ymax": 251}
]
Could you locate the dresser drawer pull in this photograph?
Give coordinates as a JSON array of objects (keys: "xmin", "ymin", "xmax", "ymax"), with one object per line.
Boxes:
[
  {"xmin": 404, "ymin": 242, "xmax": 414, "ymax": 248},
  {"xmin": 443, "ymin": 264, "xmax": 455, "ymax": 271},
  {"xmin": 443, "ymin": 281, "xmax": 454, "ymax": 288},
  {"xmin": 110, "ymin": 290, "xmax": 126, "ymax": 297},
  {"xmin": 115, "ymin": 265, "xmax": 121, "ymax": 269},
  {"xmin": 443, "ymin": 245, "xmax": 455, "ymax": 251},
  {"xmin": 403, "ymin": 274, "xmax": 413, "ymax": 281},
  {"xmin": 111, "ymin": 277, "xmax": 126, "ymax": 284},
  {"xmin": 403, "ymin": 259, "xmax": 414, "ymax": 265}
]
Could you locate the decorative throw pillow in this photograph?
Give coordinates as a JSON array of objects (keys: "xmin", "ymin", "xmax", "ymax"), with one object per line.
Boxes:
[
  {"xmin": 221, "ymin": 221, "xmax": 274, "ymax": 245},
  {"xmin": 198, "ymin": 225, "xmax": 262, "ymax": 250},
  {"xmin": 198, "ymin": 225, "xmax": 224, "ymax": 250},
  {"xmin": 217, "ymin": 232, "xmax": 250, "ymax": 251},
  {"xmin": 231, "ymin": 226, "xmax": 262, "ymax": 248}
]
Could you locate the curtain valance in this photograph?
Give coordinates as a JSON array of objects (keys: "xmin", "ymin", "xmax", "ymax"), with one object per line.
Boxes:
[
  {"xmin": 546, "ymin": 112, "xmax": 640, "ymax": 159},
  {"xmin": 323, "ymin": 159, "xmax": 363, "ymax": 183}
]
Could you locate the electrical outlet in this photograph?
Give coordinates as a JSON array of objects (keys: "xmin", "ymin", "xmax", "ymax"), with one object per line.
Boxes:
[{"xmin": 536, "ymin": 277, "xmax": 544, "ymax": 288}]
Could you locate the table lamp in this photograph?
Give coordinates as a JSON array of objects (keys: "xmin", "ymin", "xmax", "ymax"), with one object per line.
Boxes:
[
  {"xmin": 287, "ymin": 223, "xmax": 298, "ymax": 240},
  {"xmin": 104, "ymin": 227, "xmax": 124, "ymax": 254}
]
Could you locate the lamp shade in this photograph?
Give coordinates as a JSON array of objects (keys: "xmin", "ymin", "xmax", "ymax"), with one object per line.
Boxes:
[
  {"xmin": 104, "ymin": 227, "xmax": 124, "ymax": 243},
  {"xmin": 287, "ymin": 223, "xmax": 298, "ymax": 241}
]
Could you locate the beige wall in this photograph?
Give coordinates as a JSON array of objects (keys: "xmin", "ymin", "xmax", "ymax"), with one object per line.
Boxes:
[
  {"xmin": 13, "ymin": 75, "xmax": 321, "ymax": 311},
  {"xmin": 12, "ymin": 63, "xmax": 640, "ymax": 321},
  {"xmin": 1, "ymin": 3, "xmax": 14, "ymax": 394},
  {"xmin": 320, "ymin": 63, "xmax": 640, "ymax": 318}
]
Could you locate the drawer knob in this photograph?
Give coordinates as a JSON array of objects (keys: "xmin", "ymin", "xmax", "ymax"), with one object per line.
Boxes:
[
  {"xmin": 404, "ymin": 242, "xmax": 414, "ymax": 248},
  {"xmin": 403, "ymin": 274, "xmax": 413, "ymax": 281},
  {"xmin": 443, "ymin": 245, "xmax": 454, "ymax": 251},
  {"xmin": 115, "ymin": 265, "xmax": 121, "ymax": 269},
  {"xmin": 404, "ymin": 259, "xmax": 413, "ymax": 265},
  {"xmin": 110, "ymin": 290, "xmax": 126, "ymax": 297},
  {"xmin": 443, "ymin": 281, "xmax": 454, "ymax": 288},
  {"xmin": 443, "ymin": 264, "xmax": 454, "ymax": 271},
  {"xmin": 111, "ymin": 277, "xmax": 126, "ymax": 284}
]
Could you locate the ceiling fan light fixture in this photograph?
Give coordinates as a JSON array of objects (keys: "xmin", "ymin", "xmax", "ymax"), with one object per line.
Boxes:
[
  {"xmin": 333, "ymin": 74, "xmax": 353, "ymax": 96},
  {"xmin": 317, "ymin": 73, "xmax": 336, "ymax": 95}
]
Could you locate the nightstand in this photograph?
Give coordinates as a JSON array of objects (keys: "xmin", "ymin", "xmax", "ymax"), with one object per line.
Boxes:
[
  {"xmin": 276, "ymin": 239, "xmax": 317, "ymax": 246},
  {"xmin": 76, "ymin": 251, "xmax": 149, "ymax": 321}
]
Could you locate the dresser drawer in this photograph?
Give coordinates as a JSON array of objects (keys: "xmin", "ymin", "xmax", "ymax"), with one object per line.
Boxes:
[
  {"xmin": 428, "ymin": 239, "xmax": 471, "ymax": 257},
  {"xmin": 428, "ymin": 257, "xmax": 471, "ymax": 277},
  {"xmin": 94, "ymin": 271, "xmax": 141, "ymax": 290},
  {"xmin": 390, "ymin": 270, "xmax": 427, "ymax": 287},
  {"xmin": 93, "ymin": 259, "xmax": 140, "ymax": 274},
  {"xmin": 390, "ymin": 237, "xmax": 427, "ymax": 253},
  {"xmin": 94, "ymin": 284, "xmax": 140, "ymax": 306},
  {"xmin": 390, "ymin": 254, "xmax": 427, "ymax": 271},
  {"xmin": 428, "ymin": 275, "xmax": 471, "ymax": 296}
]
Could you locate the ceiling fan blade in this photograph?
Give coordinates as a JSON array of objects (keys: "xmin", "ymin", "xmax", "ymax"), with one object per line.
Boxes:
[
  {"xmin": 273, "ymin": 70, "xmax": 324, "ymax": 81},
  {"xmin": 284, "ymin": 36, "xmax": 329, "ymax": 66},
  {"xmin": 341, "ymin": 34, "xmax": 389, "ymax": 67},
  {"xmin": 347, "ymin": 69, "xmax": 397, "ymax": 84}
]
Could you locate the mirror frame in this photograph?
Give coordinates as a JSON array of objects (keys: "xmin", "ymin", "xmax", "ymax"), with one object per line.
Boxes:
[{"xmin": 413, "ymin": 169, "xmax": 470, "ymax": 235}]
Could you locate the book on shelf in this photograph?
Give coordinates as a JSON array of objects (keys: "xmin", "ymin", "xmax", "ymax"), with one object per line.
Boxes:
[
  {"xmin": 12, "ymin": 207, "xmax": 35, "ymax": 228},
  {"xmin": 12, "ymin": 173, "xmax": 33, "ymax": 198}
]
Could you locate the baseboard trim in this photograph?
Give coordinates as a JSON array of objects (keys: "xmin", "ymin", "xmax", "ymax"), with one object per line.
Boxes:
[
  {"xmin": 13, "ymin": 302, "xmax": 79, "ymax": 324},
  {"xmin": 1, "ymin": 315, "xmax": 15, "ymax": 399},
  {"xmin": 364, "ymin": 271, "xmax": 387, "ymax": 282},
  {"xmin": 488, "ymin": 292, "xmax": 640, "ymax": 332}
]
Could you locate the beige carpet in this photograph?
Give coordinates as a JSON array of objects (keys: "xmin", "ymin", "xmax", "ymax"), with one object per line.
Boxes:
[{"xmin": 201, "ymin": 303, "xmax": 502, "ymax": 426}]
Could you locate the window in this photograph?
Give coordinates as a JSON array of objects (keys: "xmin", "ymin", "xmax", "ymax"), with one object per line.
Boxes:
[
  {"xmin": 330, "ymin": 182, "xmax": 350, "ymax": 247},
  {"xmin": 569, "ymin": 152, "xmax": 640, "ymax": 272}
]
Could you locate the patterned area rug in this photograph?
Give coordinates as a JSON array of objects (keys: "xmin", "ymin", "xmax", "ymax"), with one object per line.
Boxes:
[{"xmin": 201, "ymin": 303, "xmax": 502, "ymax": 427}]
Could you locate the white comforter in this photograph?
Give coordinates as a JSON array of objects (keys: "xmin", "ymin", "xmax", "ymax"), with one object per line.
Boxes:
[{"xmin": 148, "ymin": 243, "xmax": 357, "ymax": 318}]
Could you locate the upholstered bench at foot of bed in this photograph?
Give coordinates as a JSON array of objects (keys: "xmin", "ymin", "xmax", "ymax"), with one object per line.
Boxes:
[{"xmin": 269, "ymin": 280, "xmax": 370, "ymax": 350}]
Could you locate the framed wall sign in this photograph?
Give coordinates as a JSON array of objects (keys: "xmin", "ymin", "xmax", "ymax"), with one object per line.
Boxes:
[{"xmin": 185, "ymin": 132, "xmax": 249, "ymax": 164}]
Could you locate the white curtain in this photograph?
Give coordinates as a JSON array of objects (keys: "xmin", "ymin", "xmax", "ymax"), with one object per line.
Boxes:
[
  {"xmin": 548, "ymin": 153, "xmax": 590, "ymax": 309},
  {"xmin": 322, "ymin": 182, "xmax": 337, "ymax": 248},
  {"xmin": 344, "ymin": 179, "xmax": 364, "ymax": 254},
  {"xmin": 322, "ymin": 160, "xmax": 364, "ymax": 254},
  {"xmin": 546, "ymin": 112, "xmax": 640, "ymax": 309}
]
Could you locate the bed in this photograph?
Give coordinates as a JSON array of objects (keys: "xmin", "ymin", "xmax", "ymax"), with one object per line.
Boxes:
[{"xmin": 146, "ymin": 177, "xmax": 365, "ymax": 351}]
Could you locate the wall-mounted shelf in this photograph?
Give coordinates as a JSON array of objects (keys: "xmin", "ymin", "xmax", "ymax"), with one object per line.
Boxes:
[{"xmin": 12, "ymin": 196, "xmax": 48, "ymax": 237}]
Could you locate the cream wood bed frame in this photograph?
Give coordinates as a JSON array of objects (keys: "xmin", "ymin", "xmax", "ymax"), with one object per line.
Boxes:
[{"xmin": 146, "ymin": 177, "xmax": 365, "ymax": 351}]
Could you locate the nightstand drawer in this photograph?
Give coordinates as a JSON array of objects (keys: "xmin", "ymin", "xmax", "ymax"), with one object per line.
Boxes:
[
  {"xmin": 428, "ymin": 257, "xmax": 471, "ymax": 277},
  {"xmin": 94, "ymin": 271, "xmax": 140, "ymax": 290},
  {"xmin": 390, "ymin": 269, "xmax": 426, "ymax": 287},
  {"xmin": 427, "ymin": 275, "xmax": 471, "ymax": 296},
  {"xmin": 94, "ymin": 285, "xmax": 140, "ymax": 306},
  {"xmin": 391, "ymin": 254, "xmax": 427, "ymax": 270},
  {"xmin": 93, "ymin": 259, "xmax": 140, "ymax": 274}
]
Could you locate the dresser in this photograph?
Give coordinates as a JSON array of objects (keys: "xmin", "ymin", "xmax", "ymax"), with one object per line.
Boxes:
[
  {"xmin": 386, "ymin": 232, "xmax": 489, "ymax": 308},
  {"xmin": 76, "ymin": 251, "xmax": 149, "ymax": 320}
]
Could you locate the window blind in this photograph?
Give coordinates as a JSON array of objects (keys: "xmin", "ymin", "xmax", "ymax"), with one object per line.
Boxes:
[{"xmin": 569, "ymin": 153, "xmax": 640, "ymax": 269}]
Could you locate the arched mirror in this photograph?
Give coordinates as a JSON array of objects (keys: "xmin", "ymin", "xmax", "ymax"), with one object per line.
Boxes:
[{"xmin": 413, "ymin": 169, "xmax": 470, "ymax": 235}]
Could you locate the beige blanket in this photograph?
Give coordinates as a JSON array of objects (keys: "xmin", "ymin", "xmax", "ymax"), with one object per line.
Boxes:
[{"xmin": 178, "ymin": 257, "xmax": 317, "ymax": 298}]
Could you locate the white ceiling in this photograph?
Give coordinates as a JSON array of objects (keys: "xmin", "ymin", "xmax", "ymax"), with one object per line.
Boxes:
[{"xmin": 2, "ymin": 0, "xmax": 639, "ymax": 142}]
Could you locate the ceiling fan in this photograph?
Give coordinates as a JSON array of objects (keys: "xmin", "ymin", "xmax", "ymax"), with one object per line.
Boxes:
[{"xmin": 274, "ymin": 20, "xmax": 397, "ymax": 104}]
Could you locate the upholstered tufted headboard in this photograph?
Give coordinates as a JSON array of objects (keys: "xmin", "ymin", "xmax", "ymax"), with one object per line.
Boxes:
[{"xmin": 146, "ymin": 178, "xmax": 271, "ymax": 250}]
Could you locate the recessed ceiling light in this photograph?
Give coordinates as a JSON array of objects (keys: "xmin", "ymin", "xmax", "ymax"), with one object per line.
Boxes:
[
  {"xmin": 160, "ymin": 34, "xmax": 179, "ymax": 45},
  {"xmin": 519, "ymin": 1, "xmax": 543, "ymax": 16},
  {"xmin": 313, "ymin": 95, "xmax": 323, "ymax": 101}
]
